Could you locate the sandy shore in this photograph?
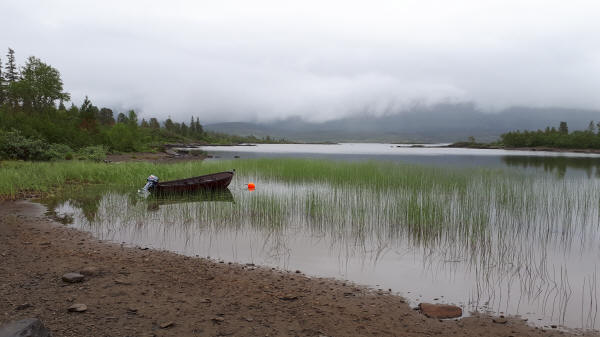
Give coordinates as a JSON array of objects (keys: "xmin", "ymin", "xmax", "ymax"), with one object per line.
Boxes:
[{"xmin": 1, "ymin": 200, "xmax": 597, "ymax": 337}]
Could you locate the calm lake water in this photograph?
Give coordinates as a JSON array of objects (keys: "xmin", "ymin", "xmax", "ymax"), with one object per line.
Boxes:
[{"xmin": 44, "ymin": 144, "xmax": 600, "ymax": 331}]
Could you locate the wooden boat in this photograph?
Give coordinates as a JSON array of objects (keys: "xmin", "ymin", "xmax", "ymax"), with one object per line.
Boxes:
[{"xmin": 149, "ymin": 171, "xmax": 234, "ymax": 194}]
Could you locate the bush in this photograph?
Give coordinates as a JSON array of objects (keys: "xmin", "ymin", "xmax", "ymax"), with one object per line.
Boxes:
[
  {"xmin": 76, "ymin": 145, "xmax": 107, "ymax": 162},
  {"xmin": 0, "ymin": 129, "xmax": 49, "ymax": 161},
  {"xmin": 46, "ymin": 143, "xmax": 74, "ymax": 161}
]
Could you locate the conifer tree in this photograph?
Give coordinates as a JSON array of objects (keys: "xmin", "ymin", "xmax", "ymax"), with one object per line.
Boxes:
[
  {"xmin": 5, "ymin": 48, "xmax": 18, "ymax": 83},
  {"xmin": 0, "ymin": 56, "xmax": 4, "ymax": 105},
  {"xmin": 5, "ymin": 48, "xmax": 18, "ymax": 107}
]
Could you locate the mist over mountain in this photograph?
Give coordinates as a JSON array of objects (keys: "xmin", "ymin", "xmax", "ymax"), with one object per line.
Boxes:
[{"xmin": 205, "ymin": 103, "xmax": 600, "ymax": 143}]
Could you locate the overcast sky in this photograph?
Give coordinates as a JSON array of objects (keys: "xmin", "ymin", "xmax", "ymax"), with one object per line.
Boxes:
[{"xmin": 1, "ymin": 0, "xmax": 600, "ymax": 122}]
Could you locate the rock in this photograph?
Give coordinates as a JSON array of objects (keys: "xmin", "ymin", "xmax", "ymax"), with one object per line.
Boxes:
[
  {"xmin": 279, "ymin": 295, "xmax": 299, "ymax": 301},
  {"xmin": 493, "ymin": 317, "xmax": 508, "ymax": 324},
  {"xmin": 211, "ymin": 317, "xmax": 225, "ymax": 323},
  {"xmin": 0, "ymin": 318, "xmax": 52, "ymax": 337},
  {"xmin": 79, "ymin": 266, "xmax": 100, "ymax": 276},
  {"xmin": 61, "ymin": 272, "xmax": 84, "ymax": 283},
  {"xmin": 159, "ymin": 321, "xmax": 174, "ymax": 329},
  {"xmin": 198, "ymin": 298, "xmax": 211, "ymax": 303},
  {"xmin": 418, "ymin": 303, "xmax": 462, "ymax": 319},
  {"xmin": 15, "ymin": 303, "xmax": 32, "ymax": 311},
  {"xmin": 67, "ymin": 303, "xmax": 87, "ymax": 312}
]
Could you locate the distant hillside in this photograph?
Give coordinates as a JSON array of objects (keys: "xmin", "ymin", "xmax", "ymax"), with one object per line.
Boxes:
[{"xmin": 205, "ymin": 104, "xmax": 600, "ymax": 143}]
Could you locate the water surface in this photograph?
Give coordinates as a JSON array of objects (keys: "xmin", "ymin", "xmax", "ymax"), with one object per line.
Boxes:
[{"xmin": 43, "ymin": 145, "xmax": 600, "ymax": 331}]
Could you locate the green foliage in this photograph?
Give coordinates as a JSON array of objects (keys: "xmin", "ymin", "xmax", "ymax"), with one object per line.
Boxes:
[
  {"xmin": 107, "ymin": 123, "xmax": 141, "ymax": 152},
  {"xmin": 0, "ymin": 129, "xmax": 49, "ymax": 160},
  {"xmin": 501, "ymin": 121, "xmax": 600, "ymax": 149},
  {"xmin": 75, "ymin": 145, "xmax": 107, "ymax": 161},
  {"xmin": 46, "ymin": 143, "xmax": 74, "ymax": 161},
  {"xmin": 0, "ymin": 47, "xmax": 287, "ymax": 161}
]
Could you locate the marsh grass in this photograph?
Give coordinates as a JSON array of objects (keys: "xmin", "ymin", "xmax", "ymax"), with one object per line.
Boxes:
[{"xmin": 1, "ymin": 158, "xmax": 495, "ymax": 198}]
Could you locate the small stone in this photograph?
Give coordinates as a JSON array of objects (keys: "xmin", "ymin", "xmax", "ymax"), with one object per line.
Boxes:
[
  {"xmin": 159, "ymin": 321, "xmax": 174, "ymax": 329},
  {"xmin": 62, "ymin": 272, "xmax": 84, "ymax": 283},
  {"xmin": 0, "ymin": 318, "xmax": 51, "ymax": 337},
  {"xmin": 15, "ymin": 303, "xmax": 32, "ymax": 311},
  {"xmin": 198, "ymin": 298, "xmax": 211, "ymax": 303},
  {"xmin": 418, "ymin": 303, "xmax": 462, "ymax": 319},
  {"xmin": 212, "ymin": 317, "xmax": 225, "ymax": 323},
  {"xmin": 493, "ymin": 317, "xmax": 508, "ymax": 324},
  {"xmin": 279, "ymin": 295, "xmax": 299, "ymax": 301},
  {"xmin": 67, "ymin": 303, "xmax": 87, "ymax": 312},
  {"xmin": 551, "ymin": 325, "xmax": 557, "ymax": 328},
  {"xmin": 295, "ymin": 270, "xmax": 301, "ymax": 274},
  {"xmin": 127, "ymin": 308, "xmax": 138, "ymax": 314}
]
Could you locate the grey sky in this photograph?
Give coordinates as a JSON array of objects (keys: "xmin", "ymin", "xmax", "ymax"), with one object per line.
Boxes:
[{"xmin": 1, "ymin": 0, "xmax": 600, "ymax": 122}]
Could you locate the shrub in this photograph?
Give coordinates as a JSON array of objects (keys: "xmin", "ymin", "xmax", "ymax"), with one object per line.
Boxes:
[
  {"xmin": 0, "ymin": 129, "xmax": 49, "ymax": 161},
  {"xmin": 45, "ymin": 143, "xmax": 74, "ymax": 161},
  {"xmin": 76, "ymin": 145, "xmax": 108, "ymax": 162}
]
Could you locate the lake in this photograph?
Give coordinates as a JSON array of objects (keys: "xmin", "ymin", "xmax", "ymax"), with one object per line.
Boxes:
[{"xmin": 44, "ymin": 144, "xmax": 600, "ymax": 331}]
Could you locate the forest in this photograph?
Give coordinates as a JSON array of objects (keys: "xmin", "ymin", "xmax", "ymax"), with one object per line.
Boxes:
[
  {"xmin": 0, "ymin": 48, "xmax": 285, "ymax": 161},
  {"xmin": 500, "ymin": 121, "xmax": 600, "ymax": 149}
]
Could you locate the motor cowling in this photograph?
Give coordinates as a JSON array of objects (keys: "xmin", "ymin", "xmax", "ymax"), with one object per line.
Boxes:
[{"xmin": 142, "ymin": 175, "xmax": 159, "ymax": 191}]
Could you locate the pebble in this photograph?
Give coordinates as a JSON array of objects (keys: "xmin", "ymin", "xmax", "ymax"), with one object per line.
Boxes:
[
  {"xmin": 159, "ymin": 321, "xmax": 174, "ymax": 329},
  {"xmin": 15, "ymin": 303, "xmax": 32, "ymax": 311},
  {"xmin": 68, "ymin": 303, "xmax": 87, "ymax": 312},
  {"xmin": 418, "ymin": 303, "xmax": 462, "ymax": 319},
  {"xmin": 62, "ymin": 272, "xmax": 84, "ymax": 283}
]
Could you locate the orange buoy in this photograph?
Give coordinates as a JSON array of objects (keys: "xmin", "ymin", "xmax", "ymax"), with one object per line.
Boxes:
[{"xmin": 247, "ymin": 182, "xmax": 256, "ymax": 190}]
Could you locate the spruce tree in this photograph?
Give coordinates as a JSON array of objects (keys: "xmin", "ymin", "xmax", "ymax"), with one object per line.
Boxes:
[
  {"xmin": 0, "ymin": 55, "xmax": 4, "ymax": 105},
  {"xmin": 5, "ymin": 48, "xmax": 18, "ymax": 108},
  {"xmin": 5, "ymin": 48, "xmax": 18, "ymax": 83}
]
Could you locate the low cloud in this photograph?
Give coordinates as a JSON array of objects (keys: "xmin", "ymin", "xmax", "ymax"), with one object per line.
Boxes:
[{"xmin": 2, "ymin": 0, "xmax": 600, "ymax": 122}]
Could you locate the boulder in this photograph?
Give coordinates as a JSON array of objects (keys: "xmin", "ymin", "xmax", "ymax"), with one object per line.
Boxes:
[
  {"xmin": 0, "ymin": 318, "xmax": 52, "ymax": 337},
  {"xmin": 418, "ymin": 303, "xmax": 462, "ymax": 319}
]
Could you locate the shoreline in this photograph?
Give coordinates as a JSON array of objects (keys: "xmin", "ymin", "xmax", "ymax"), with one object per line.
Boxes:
[
  {"xmin": 444, "ymin": 143, "xmax": 600, "ymax": 155},
  {"xmin": 1, "ymin": 200, "xmax": 597, "ymax": 336}
]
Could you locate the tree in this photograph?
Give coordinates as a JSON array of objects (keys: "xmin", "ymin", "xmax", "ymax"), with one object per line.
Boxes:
[
  {"xmin": 164, "ymin": 118, "xmax": 174, "ymax": 131},
  {"xmin": 5, "ymin": 48, "xmax": 18, "ymax": 107},
  {"xmin": 19, "ymin": 56, "xmax": 70, "ymax": 111},
  {"xmin": 97, "ymin": 108, "xmax": 115, "ymax": 125},
  {"xmin": 127, "ymin": 109, "xmax": 138, "ymax": 126},
  {"xmin": 0, "ymin": 55, "xmax": 4, "ymax": 105},
  {"xmin": 79, "ymin": 96, "xmax": 98, "ymax": 131},
  {"xmin": 559, "ymin": 121, "xmax": 568, "ymax": 134},
  {"xmin": 140, "ymin": 118, "xmax": 149, "ymax": 128},
  {"xmin": 116, "ymin": 112, "xmax": 128, "ymax": 124},
  {"xmin": 5, "ymin": 48, "xmax": 18, "ymax": 83},
  {"xmin": 149, "ymin": 118, "xmax": 160, "ymax": 129}
]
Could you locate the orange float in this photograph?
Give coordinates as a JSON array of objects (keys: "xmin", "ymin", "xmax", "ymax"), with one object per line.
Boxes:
[{"xmin": 247, "ymin": 182, "xmax": 256, "ymax": 190}]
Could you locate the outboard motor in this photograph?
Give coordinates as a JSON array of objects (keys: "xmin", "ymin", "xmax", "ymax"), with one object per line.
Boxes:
[{"xmin": 142, "ymin": 174, "xmax": 159, "ymax": 192}]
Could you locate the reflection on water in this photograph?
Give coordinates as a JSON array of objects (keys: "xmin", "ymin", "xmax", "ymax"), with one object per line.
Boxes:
[
  {"xmin": 44, "ymin": 167, "xmax": 600, "ymax": 330},
  {"xmin": 502, "ymin": 156, "xmax": 600, "ymax": 178}
]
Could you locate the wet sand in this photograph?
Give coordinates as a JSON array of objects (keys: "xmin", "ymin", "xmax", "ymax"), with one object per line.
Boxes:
[{"xmin": 1, "ymin": 200, "xmax": 597, "ymax": 336}]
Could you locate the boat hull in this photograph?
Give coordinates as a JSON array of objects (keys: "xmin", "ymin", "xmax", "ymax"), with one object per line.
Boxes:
[{"xmin": 153, "ymin": 171, "xmax": 234, "ymax": 194}]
